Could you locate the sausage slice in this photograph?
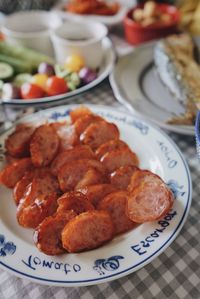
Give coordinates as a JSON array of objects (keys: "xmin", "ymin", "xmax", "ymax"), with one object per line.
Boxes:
[
  {"xmin": 0, "ymin": 158, "xmax": 33, "ymax": 188},
  {"xmin": 80, "ymin": 120, "xmax": 120, "ymax": 150},
  {"xmin": 127, "ymin": 172, "xmax": 174, "ymax": 223},
  {"xmin": 61, "ymin": 210, "xmax": 114, "ymax": 252},
  {"xmin": 30, "ymin": 124, "xmax": 60, "ymax": 167},
  {"xmin": 5, "ymin": 123, "xmax": 35, "ymax": 157}
]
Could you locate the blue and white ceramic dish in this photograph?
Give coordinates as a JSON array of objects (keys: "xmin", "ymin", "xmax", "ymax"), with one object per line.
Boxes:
[
  {"xmin": 0, "ymin": 104, "xmax": 192, "ymax": 286},
  {"xmin": 195, "ymin": 111, "xmax": 200, "ymax": 159}
]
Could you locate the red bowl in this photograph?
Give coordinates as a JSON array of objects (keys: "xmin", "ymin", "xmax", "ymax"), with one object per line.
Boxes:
[{"xmin": 124, "ymin": 4, "xmax": 180, "ymax": 45}]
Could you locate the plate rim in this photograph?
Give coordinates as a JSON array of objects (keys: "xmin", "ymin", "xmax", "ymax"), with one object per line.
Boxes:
[
  {"xmin": 0, "ymin": 104, "xmax": 193, "ymax": 286},
  {"xmin": 109, "ymin": 44, "xmax": 195, "ymax": 136},
  {"xmin": 1, "ymin": 37, "xmax": 116, "ymax": 106}
]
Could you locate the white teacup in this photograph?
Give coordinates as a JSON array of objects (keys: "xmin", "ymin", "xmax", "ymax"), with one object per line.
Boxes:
[
  {"xmin": 1, "ymin": 11, "xmax": 62, "ymax": 57},
  {"xmin": 51, "ymin": 21, "xmax": 108, "ymax": 69}
]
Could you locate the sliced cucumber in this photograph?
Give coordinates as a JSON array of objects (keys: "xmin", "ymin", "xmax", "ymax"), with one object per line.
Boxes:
[
  {"xmin": 14, "ymin": 73, "xmax": 32, "ymax": 87},
  {"xmin": 55, "ymin": 64, "xmax": 70, "ymax": 78},
  {"xmin": 0, "ymin": 62, "xmax": 14, "ymax": 80}
]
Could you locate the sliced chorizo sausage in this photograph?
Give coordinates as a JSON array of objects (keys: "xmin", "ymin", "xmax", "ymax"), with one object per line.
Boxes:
[
  {"xmin": 95, "ymin": 139, "xmax": 129, "ymax": 160},
  {"xmin": 58, "ymin": 159, "xmax": 106, "ymax": 192},
  {"xmin": 126, "ymin": 172, "xmax": 174, "ymax": 223},
  {"xmin": 97, "ymin": 191, "xmax": 136, "ymax": 234},
  {"xmin": 70, "ymin": 106, "xmax": 93, "ymax": 123},
  {"xmin": 77, "ymin": 184, "xmax": 116, "ymax": 207},
  {"xmin": 101, "ymin": 148, "xmax": 139, "ymax": 173},
  {"xmin": 73, "ymin": 114, "xmax": 103, "ymax": 137},
  {"xmin": 61, "ymin": 210, "xmax": 114, "ymax": 253},
  {"xmin": 17, "ymin": 192, "xmax": 58, "ymax": 228},
  {"xmin": 0, "ymin": 157, "xmax": 33, "ymax": 188},
  {"xmin": 80, "ymin": 120, "xmax": 120, "ymax": 150},
  {"xmin": 110, "ymin": 165, "xmax": 139, "ymax": 190},
  {"xmin": 51, "ymin": 145, "xmax": 95, "ymax": 176},
  {"xmin": 30, "ymin": 124, "xmax": 60, "ymax": 167},
  {"xmin": 57, "ymin": 191, "xmax": 94, "ymax": 214},
  {"xmin": 33, "ymin": 210, "xmax": 77, "ymax": 255},
  {"xmin": 5, "ymin": 123, "xmax": 35, "ymax": 158}
]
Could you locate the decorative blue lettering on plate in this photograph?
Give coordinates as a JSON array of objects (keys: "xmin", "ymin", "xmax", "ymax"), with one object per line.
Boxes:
[
  {"xmin": 131, "ymin": 210, "xmax": 177, "ymax": 256},
  {"xmin": 97, "ymin": 112, "xmax": 149, "ymax": 135},
  {"xmin": 50, "ymin": 110, "xmax": 70, "ymax": 121},
  {"xmin": 22, "ymin": 255, "xmax": 81, "ymax": 275},
  {"xmin": 93, "ymin": 255, "xmax": 124, "ymax": 275},
  {"xmin": 0, "ymin": 234, "xmax": 16, "ymax": 257},
  {"xmin": 167, "ymin": 180, "xmax": 185, "ymax": 199},
  {"xmin": 157, "ymin": 141, "xmax": 178, "ymax": 168}
]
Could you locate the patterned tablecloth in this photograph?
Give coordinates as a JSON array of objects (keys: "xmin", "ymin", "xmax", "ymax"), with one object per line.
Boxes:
[{"xmin": 0, "ymin": 80, "xmax": 199, "ymax": 299}]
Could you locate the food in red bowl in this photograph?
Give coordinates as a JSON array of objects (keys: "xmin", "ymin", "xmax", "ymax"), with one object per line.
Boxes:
[{"xmin": 124, "ymin": 1, "xmax": 180, "ymax": 45}]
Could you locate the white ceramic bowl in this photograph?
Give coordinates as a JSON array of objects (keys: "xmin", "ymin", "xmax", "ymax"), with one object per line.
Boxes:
[
  {"xmin": 1, "ymin": 11, "xmax": 62, "ymax": 57},
  {"xmin": 51, "ymin": 21, "xmax": 108, "ymax": 69}
]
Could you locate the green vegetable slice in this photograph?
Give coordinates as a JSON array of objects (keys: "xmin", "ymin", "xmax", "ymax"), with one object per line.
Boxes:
[
  {"xmin": 14, "ymin": 73, "xmax": 32, "ymax": 87},
  {"xmin": 0, "ymin": 62, "xmax": 14, "ymax": 80}
]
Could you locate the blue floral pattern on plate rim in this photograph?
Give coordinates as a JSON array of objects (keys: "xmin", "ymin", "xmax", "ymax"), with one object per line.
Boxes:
[{"xmin": 0, "ymin": 104, "xmax": 192, "ymax": 286}]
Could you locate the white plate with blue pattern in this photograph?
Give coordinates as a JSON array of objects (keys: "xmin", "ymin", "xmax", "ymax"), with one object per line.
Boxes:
[{"xmin": 0, "ymin": 104, "xmax": 192, "ymax": 286}]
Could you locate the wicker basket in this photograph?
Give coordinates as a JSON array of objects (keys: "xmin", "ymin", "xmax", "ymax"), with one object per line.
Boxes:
[{"xmin": 0, "ymin": 0, "xmax": 58, "ymax": 14}]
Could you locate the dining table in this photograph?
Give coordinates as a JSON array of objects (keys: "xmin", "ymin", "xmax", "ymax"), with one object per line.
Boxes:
[{"xmin": 0, "ymin": 20, "xmax": 200, "ymax": 299}]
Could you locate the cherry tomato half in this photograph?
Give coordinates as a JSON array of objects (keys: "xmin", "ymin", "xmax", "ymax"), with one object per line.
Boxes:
[
  {"xmin": 46, "ymin": 76, "xmax": 68, "ymax": 96},
  {"xmin": 21, "ymin": 83, "xmax": 45, "ymax": 100}
]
